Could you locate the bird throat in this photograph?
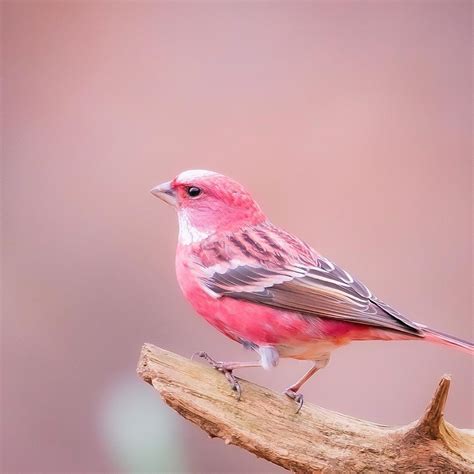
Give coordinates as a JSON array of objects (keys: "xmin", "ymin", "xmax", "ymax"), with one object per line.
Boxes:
[{"xmin": 178, "ymin": 211, "xmax": 211, "ymax": 245}]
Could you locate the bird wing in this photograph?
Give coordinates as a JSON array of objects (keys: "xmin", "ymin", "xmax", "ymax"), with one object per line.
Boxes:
[{"xmin": 197, "ymin": 223, "xmax": 422, "ymax": 337}]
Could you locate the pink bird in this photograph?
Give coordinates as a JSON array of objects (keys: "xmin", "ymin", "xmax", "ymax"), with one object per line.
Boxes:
[{"xmin": 151, "ymin": 170, "xmax": 473, "ymax": 411}]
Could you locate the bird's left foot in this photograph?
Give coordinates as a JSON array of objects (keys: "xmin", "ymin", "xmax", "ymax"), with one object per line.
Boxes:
[
  {"xmin": 192, "ymin": 351, "xmax": 241, "ymax": 400},
  {"xmin": 284, "ymin": 389, "xmax": 304, "ymax": 414}
]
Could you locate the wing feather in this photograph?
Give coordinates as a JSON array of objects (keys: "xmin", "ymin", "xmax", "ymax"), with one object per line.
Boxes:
[{"xmin": 197, "ymin": 223, "xmax": 422, "ymax": 337}]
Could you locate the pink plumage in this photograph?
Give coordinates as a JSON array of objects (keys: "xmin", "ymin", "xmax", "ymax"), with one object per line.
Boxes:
[{"xmin": 151, "ymin": 169, "xmax": 473, "ymax": 409}]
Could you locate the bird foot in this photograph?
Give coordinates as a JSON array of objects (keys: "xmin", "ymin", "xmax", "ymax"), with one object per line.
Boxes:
[
  {"xmin": 192, "ymin": 351, "xmax": 241, "ymax": 400},
  {"xmin": 284, "ymin": 388, "xmax": 304, "ymax": 414}
]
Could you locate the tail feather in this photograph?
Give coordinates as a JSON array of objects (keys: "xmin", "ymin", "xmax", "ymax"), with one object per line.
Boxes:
[{"xmin": 421, "ymin": 326, "xmax": 473, "ymax": 355}]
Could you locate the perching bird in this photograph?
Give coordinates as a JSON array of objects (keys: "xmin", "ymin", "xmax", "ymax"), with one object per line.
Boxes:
[{"xmin": 151, "ymin": 169, "xmax": 473, "ymax": 411}]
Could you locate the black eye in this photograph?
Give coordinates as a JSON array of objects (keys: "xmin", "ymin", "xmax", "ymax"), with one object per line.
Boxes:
[{"xmin": 186, "ymin": 186, "xmax": 202, "ymax": 198}]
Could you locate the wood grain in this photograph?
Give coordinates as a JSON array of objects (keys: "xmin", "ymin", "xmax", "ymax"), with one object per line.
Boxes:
[{"xmin": 137, "ymin": 343, "xmax": 473, "ymax": 472}]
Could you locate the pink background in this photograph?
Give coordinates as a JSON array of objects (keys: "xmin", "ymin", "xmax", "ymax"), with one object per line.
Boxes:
[{"xmin": 2, "ymin": 1, "xmax": 472, "ymax": 472}]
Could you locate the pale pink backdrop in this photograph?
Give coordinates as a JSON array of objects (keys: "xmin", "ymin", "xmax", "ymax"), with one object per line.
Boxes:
[{"xmin": 2, "ymin": 1, "xmax": 472, "ymax": 473}]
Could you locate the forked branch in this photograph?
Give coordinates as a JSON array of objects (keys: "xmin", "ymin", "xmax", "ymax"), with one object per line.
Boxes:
[{"xmin": 137, "ymin": 343, "xmax": 473, "ymax": 472}]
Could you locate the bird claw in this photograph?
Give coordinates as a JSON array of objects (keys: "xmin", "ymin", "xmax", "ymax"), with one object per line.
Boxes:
[
  {"xmin": 191, "ymin": 351, "xmax": 241, "ymax": 400},
  {"xmin": 191, "ymin": 351, "xmax": 218, "ymax": 365},
  {"xmin": 285, "ymin": 389, "xmax": 304, "ymax": 414},
  {"xmin": 224, "ymin": 370, "xmax": 241, "ymax": 400}
]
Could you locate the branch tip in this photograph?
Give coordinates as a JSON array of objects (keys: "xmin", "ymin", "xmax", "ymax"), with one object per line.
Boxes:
[
  {"xmin": 415, "ymin": 374, "xmax": 451, "ymax": 439},
  {"xmin": 136, "ymin": 343, "xmax": 155, "ymax": 385}
]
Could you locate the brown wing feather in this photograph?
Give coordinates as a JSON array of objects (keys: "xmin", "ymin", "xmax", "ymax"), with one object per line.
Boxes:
[
  {"xmin": 204, "ymin": 264, "xmax": 422, "ymax": 337},
  {"xmin": 198, "ymin": 222, "xmax": 422, "ymax": 337}
]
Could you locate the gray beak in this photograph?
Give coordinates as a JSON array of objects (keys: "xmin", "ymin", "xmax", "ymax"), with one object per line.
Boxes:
[{"xmin": 150, "ymin": 181, "xmax": 177, "ymax": 206}]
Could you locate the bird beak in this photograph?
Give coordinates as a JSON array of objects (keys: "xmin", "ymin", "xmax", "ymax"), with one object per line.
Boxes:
[{"xmin": 150, "ymin": 181, "xmax": 177, "ymax": 206}]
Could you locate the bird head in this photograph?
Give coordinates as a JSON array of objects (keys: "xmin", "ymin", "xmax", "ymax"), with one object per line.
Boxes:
[{"xmin": 151, "ymin": 170, "xmax": 265, "ymax": 244}]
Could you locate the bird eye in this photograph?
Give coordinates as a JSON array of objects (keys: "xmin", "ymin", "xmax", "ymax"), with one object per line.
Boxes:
[{"xmin": 186, "ymin": 186, "xmax": 202, "ymax": 198}]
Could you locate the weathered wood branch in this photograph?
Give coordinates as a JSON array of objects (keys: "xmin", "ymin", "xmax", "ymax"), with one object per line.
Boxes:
[{"xmin": 137, "ymin": 343, "xmax": 474, "ymax": 472}]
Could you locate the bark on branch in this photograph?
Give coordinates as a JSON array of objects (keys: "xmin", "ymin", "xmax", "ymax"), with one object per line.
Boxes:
[{"xmin": 137, "ymin": 343, "xmax": 473, "ymax": 472}]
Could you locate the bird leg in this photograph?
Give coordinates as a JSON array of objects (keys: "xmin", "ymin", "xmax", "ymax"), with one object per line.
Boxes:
[
  {"xmin": 284, "ymin": 357, "xmax": 329, "ymax": 413},
  {"xmin": 192, "ymin": 351, "xmax": 261, "ymax": 400}
]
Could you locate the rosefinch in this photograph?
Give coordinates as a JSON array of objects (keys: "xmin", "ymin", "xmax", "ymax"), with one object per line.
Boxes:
[{"xmin": 151, "ymin": 170, "xmax": 473, "ymax": 411}]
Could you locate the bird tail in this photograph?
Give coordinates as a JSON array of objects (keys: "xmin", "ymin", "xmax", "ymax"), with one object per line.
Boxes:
[{"xmin": 421, "ymin": 326, "xmax": 473, "ymax": 355}]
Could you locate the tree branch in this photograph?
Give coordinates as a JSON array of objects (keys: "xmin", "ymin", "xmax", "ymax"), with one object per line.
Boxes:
[{"xmin": 137, "ymin": 343, "xmax": 473, "ymax": 472}]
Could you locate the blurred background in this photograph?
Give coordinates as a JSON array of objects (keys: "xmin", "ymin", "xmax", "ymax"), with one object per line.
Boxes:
[{"xmin": 2, "ymin": 1, "xmax": 472, "ymax": 472}]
